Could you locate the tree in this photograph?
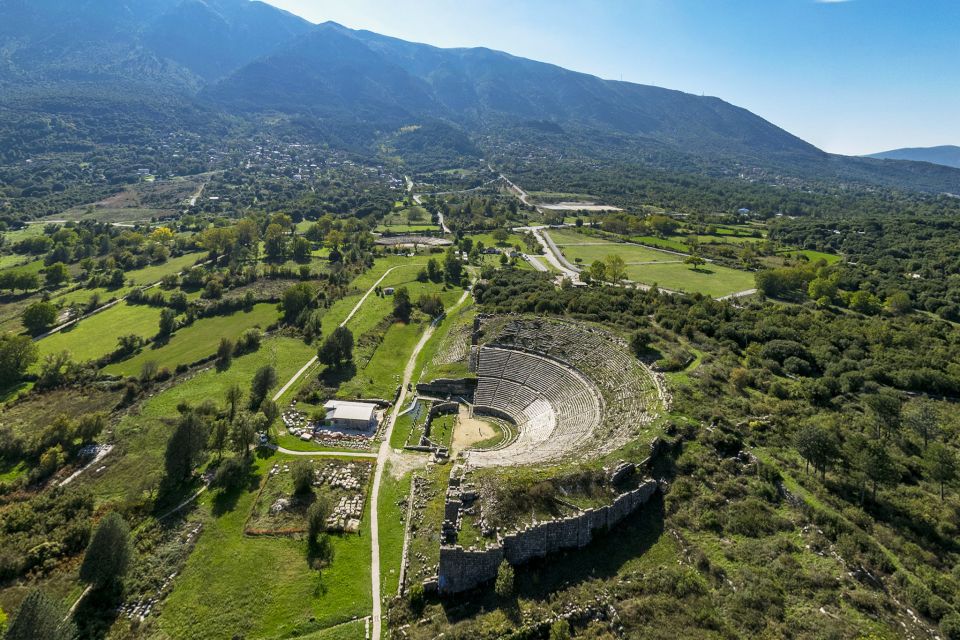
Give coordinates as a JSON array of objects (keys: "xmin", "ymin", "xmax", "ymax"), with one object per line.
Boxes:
[
  {"xmin": 443, "ymin": 247, "xmax": 463, "ymax": 284},
  {"xmin": 418, "ymin": 293, "xmax": 444, "ymax": 318},
  {"xmin": 225, "ymin": 384, "xmax": 243, "ymax": 422},
  {"xmin": 605, "ymin": 254, "xmax": 627, "ymax": 283},
  {"xmin": 492, "ymin": 228, "xmax": 509, "ymax": 245},
  {"xmin": 684, "ymin": 254, "xmax": 706, "ymax": 271},
  {"xmin": 164, "ymin": 412, "xmax": 207, "ymax": 484},
  {"xmin": 249, "ymin": 365, "xmax": 278, "ymax": 409},
  {"xmin": 885, "ymin": 290, "xmax": 912, "ymax": 315},
  {"xmin": 230, "ymin": 413, "xmax": 257, "ymax": 459},
  {"xmin": 589, "ymin": 260, "xmax": 607, "ymax": 283},
  {"xmin": 865, "ymin": 392, "xmax": 901, "ymax": 439},
  {"xmin": 904, "ymin": 399, "xmax": 940, "ymax": 449},
  {"xmin": 291, "ymin": 460, "xmax": 314, "ymax": 495},
  {"xmin": 22, "ymin": 301, "xmax": 57, "ymax": 335},
  {"xmin": 549, "ymin": 619, "xmax": 572, "ymax": 640},
  {"xmin": 216, "ymin": 338, "xmax": 234, "ymax": 370},
  {"xmin": 863, "ymin": 440, "xmax": 898, "ymax": 502},
  {"xmin": 79, "ymin": 512, "xmax": 132, "ymax": 590},
  {"xmin": 75, "ymin": 413, "xmax": 105, "ymax": 443},
  {"xmin": 849, "ymin": 290, "xmax": 881, "ymax": 315},
  {"xmin": 211, "ymin": 419, "xmax": 229, "ymax": 460},
  {"xmin": 393, "ymin": 287, "xmax": 412, "ymax": 322},
  {"xmin": 292, "ymin": 236, "xmax": 312, "ymax": 263},
  {"xmin": 261, "ymin": 399, "xmax": 280, "ymax": 426},
  {"xmin": 44, "ymin": 262, "xmax": 69, "ymax": 287},
  {"xmin": 307, "ymin": 495, "xmax": 333, "ymax": 561},
  {"xmin": 319, "ymin": 327, "xmax": 354, "ymax": 367},
  {"xmin": 282, "ymin": 282, "xmax": 315, "ymax": 324},
  {"xmin": 158, "ymin": 308, "xmax": 177, "ymax": 339},
  {"xmin": 213, "ymin": 456, "xmax": 250, "ymax": 490},
  {"xmin": 494, "ymin": 560, "xmax": 514, "ymax": 598},
  {"xmin": 426, "ymin": 258, "xmax": 442, "ymax": 283},
  {"xmin": 4, "ymin": 589, "xmax": 74, "ymax": 640},
  {"xmin": 0, "ymin": 334, "xmax": 38, "ymax": 387},
  {"xmin": 925, "ymin": 443, "xmax": 957, "ymax": 501},
  {"xmin": 794, "ymin": 424, "xmax": 839, "ymax": 480},
  {"xmin": 263, "ymin": 223, "xmax": 288, "ymax": 261},
  {"xmin": 630, "ymin": 329, "xmax": 651, "ymax": 356}
]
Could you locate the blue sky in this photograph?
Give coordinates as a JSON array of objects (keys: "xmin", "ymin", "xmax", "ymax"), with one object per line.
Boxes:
[{"xmin": 262, "ymin": 0, "xmax": 959, "ymax": 156}]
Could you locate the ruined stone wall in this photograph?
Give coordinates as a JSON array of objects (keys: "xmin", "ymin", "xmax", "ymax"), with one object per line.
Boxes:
[
  {"xmin": 437, "ymin": 479, "xmax": 658, "ymax": 594},
  {"xmin": 416, "ymin": 378, "xmax": 477, "ymax": 398}
]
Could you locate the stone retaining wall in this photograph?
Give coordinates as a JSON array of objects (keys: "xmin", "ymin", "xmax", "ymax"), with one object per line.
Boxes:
[
  {"xmin": 416, "ymin": 378, "xmax": 477, "ymax": 398},
  {"xmin": 421, "ymin": 401, "xmax": 459, "ymax": 444},
  {"xmin": 437, "ymin": 479, "xmax": 658, "ymax": 594}
]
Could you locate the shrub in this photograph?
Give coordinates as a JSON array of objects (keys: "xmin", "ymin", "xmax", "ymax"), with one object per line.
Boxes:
[
  {"xmin": 494, "ymin": 561, "xmax": 514, "ymax": 598},
  {"xmin": 291, "ymin": 461, "xmax": 314, "ymax": 495},
  {"xmin": 213, "ymin": 457, "xmax": 250, "ymax": 491}
]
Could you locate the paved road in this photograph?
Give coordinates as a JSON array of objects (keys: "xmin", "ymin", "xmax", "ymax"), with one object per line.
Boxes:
[
  {"xmin": 411, "ymin": 190, "xmax": 452, "ymax": 234},
  {"xmin": 524, "ymin": 254, "xmax": 549, "ymax": 272},
  {"xmin": 370, "ymin": 288, "xmax": 471, "ymax": 640},
  {"xmin": 271, "ymin": 265, "xmax": 402, "ymax": 403}
]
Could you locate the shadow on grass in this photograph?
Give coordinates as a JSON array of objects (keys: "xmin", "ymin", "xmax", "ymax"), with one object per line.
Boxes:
[
  {"xmin": 319, "ymin": 362, "xmax": 357, "ymax": 387},
  {"xmin": 440, "ymin": 493, "xmax": 666, "ymax": 623},
  {"xmin": 73, "ymin": 582, "xmax": 122, "ymax": 640},
  {"xmin": 211, "ymin": 465, "xmax": 260, "ymax": 517}
]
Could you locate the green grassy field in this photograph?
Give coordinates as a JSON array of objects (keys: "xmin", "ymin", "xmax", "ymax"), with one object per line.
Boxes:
[
  {"xmin": 547, "ymin": 228, "xmax": 756, "ymax": 297},
  {"xmin": 104, "ymin": 303, "xmax": 279, "ymax": 377},
  {"xmin": 378, "ymin": 463, "xmax": 413, "ymax": 600},
  {"xmin": 375, "ymin": 207, "xmax": 436, "ymax": 233},
  {"xmin": 625, "ymin": 262, "xmax": 757, "ymax": 297},
  {"xmin": 154, "ymin": 453, "xmax": 372, "ymax": 640},
  {"xmin": 779, "ymin": 249, "xmax": 842, "ymax": 264},
  {"xmin": 414, "ymin": 301, "xmax": 475, "ymax": 384},
  {"xmin": 35, "ymin": 302, "xmax": 162, "ymax": 366},
  {"xmin": 338, "ymin": 319, "xmax": 425, "ymax": 400},
  {"xmin": 628, "ymin": 235, "xmax": 690, "ymax": 252},
  {"xmin": 464, "ymin": 231, "xmax": 530, "ymax": 250},
  {"xmin": 80, "ymin": 336, "xmax": 318, "ymax": 504},
  {"xmin": 125, "ymin": 252, "xmax": 207, "ymax": 285},
  {"xmin": 428, "ymin": 414, "xmax": 456, "ymax": 448}
]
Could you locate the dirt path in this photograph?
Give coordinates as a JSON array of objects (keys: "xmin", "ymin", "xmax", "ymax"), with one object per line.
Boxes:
[
  {"xmin": 264, "ymin": 444, "xmax": 377, "ymax": 458},
  {"xmin": 271, "ymin": 265, "xmax": 402, "ymax": 403}
]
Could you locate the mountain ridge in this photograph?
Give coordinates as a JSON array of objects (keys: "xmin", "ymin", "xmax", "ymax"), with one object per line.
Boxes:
[
  {"xmin": 0, "ymin": 0, "xmax": 957, "ymax": 194},
  {"xmin": 867, "ymin": 145, "xmax": 960, "ymax": 169}
]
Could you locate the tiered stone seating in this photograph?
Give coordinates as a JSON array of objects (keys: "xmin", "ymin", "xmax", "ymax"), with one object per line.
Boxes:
[
  {"xmin": 467, "ymin": 317, "xmax": 664, "ymax": 466},
  {"xmin": 469, "ymin": 347, "xmax": 601, "ymax": 467}
]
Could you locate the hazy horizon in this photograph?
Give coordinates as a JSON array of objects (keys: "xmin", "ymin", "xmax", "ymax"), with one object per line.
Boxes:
[{"xmin": 262, "ymin": 0, "xmax": 960, "ymax": 157}]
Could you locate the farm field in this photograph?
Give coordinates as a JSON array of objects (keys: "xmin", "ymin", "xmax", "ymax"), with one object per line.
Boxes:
[
  {"xmin": 547, "ymin": 228, "xmax": 756, "ymax": 297},
  {"xmin": 625, "ymin": 261, "xmax": 757, "ymax": 297},
  {"xmin": 104, "ymin": 303, "xmax": 279, "ymax": 377},
  {"xmin": 35, "ymin": 302, "xmax": 162, "ymax": 366}
]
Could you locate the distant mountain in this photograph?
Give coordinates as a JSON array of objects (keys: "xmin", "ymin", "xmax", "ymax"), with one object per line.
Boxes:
[
  {"xmin": 866, "ymin": 145, "xmax": 960, "ymax": 169},
  {"xmin": 0, "ymin": 1, "xmax": 958, "ymax": 194},
  {"xmin": 206, "ymin": 22, "xmax": 824, "ymax": 164},
  {"xmin": 0, "ymin": 0, "xmax": 310, "ymax": 89}
]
